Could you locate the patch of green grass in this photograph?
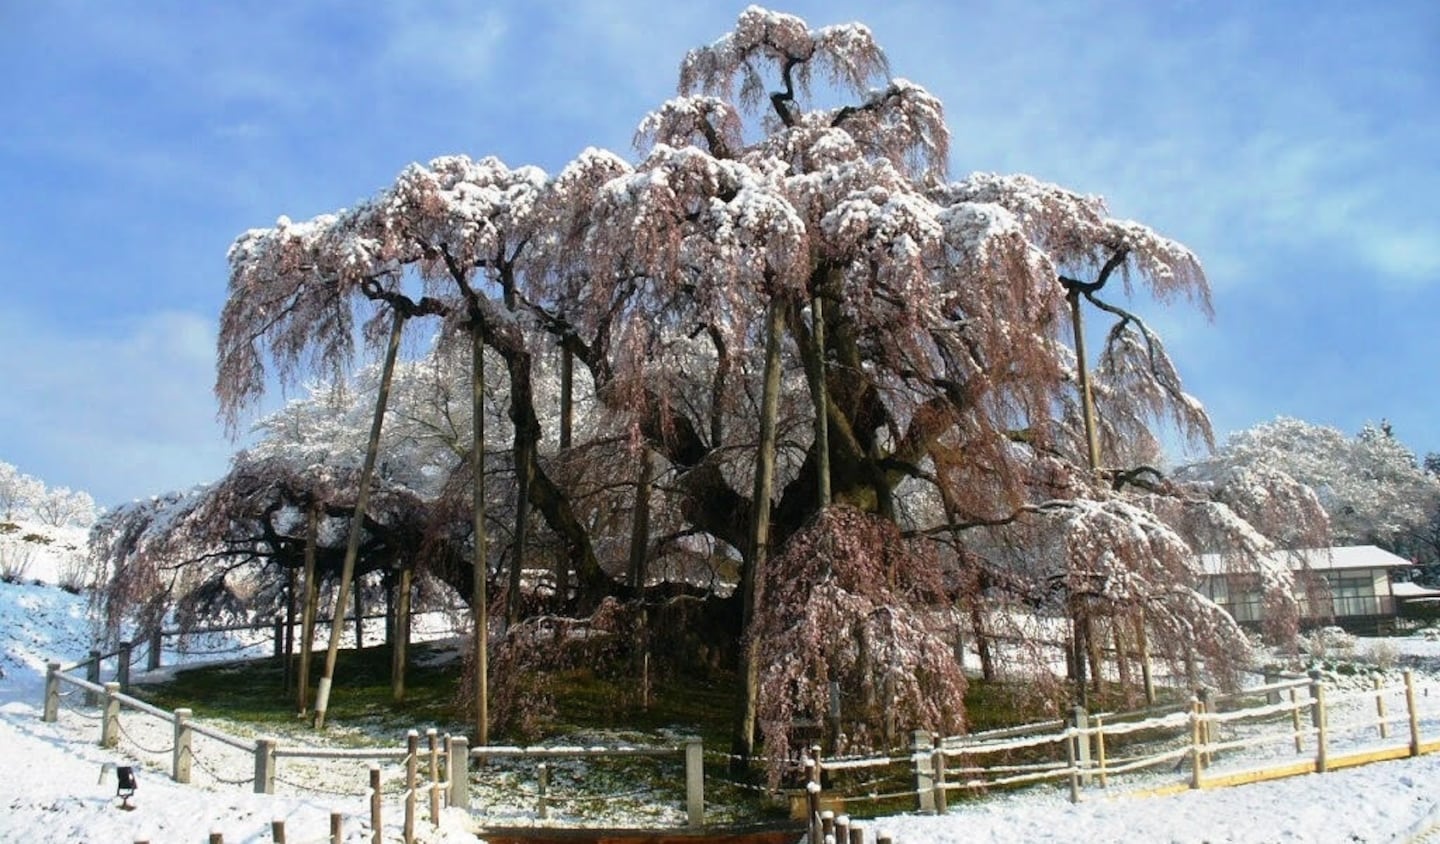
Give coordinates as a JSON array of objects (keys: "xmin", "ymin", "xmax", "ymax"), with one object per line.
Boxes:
[{"xmin": 135, "ymin": 641, "xmax": 468, "ymax": 737}]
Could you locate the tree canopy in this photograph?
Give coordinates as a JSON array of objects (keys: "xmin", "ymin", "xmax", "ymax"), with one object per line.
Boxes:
[{"xmin": 92, "ymin": 7, "xmax": 1330, "ymax": 758}]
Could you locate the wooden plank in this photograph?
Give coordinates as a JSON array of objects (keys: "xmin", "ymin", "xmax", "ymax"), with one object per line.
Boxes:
[
  {"xmin": 1326, "ymin": 745, "xmax": 1413, "ymax": 770},
  {"xmin": 1199, "ymin": 760, "xmax": 1316, "ymax": 789}
]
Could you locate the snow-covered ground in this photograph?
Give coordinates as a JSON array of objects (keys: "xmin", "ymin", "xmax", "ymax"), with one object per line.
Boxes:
[{"xmin": 7, "ymin": 549, "xmax": 1440, "ymax": 842}]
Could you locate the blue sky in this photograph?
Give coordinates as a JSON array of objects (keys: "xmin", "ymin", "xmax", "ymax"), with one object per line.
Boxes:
[{"xmin": 1, "ymin": 0, "xmax": 1436, "ymax": 507}]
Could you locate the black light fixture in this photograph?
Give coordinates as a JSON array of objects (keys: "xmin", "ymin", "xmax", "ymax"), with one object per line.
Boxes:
[{"xmin": 116, "ymin": 765, "xmax": 137, "ymax": 810}]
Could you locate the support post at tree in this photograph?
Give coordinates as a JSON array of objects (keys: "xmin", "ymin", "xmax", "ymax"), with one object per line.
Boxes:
[
  {"xmin": 912, "ymin": 730, "xmax": 935, "ymax": 813},
  {"xmin": 148, "ymin": 627, "xmax": 163, "ymax": 672},
  {"xmin": 405, "ymin": 730, "xmax": 418, "ymax": 843},
  {"xmin": 1406, "ymin": 669, "xmax": 1421, "ymax": 757},
  {"xmin": 733, "ymin": 296, "xmax": 786, "ymax": 771},
  {"xmin": 1311, "ymin": 673, "xmax": 1328, "ymax": 773},
  {"xmin": 369, "ymin": 764, "xmax": 382, "ymax": 844},
  {"xmin": 470, "ymin": 328, "xmax": 489, "ymax": 746},
  {"xmin": 86, "ymin": 649, "xmax": 100, "ymax": 707},
  {"xmin": 297, "ymin": 505, "xmax": 319, "ymax": 715},
  {"xmin": 392, "ymin": 565, "xmax": 412, "ymax": 703},
  {"xmin": 313, "ymin": 309, "xmax": 406, "ymax": 730}
]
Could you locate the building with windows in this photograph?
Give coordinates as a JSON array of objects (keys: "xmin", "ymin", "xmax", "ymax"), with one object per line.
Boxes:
[{"xmin": 1198, "ymin": 545, "xmax": 1411, "ymax": 635}]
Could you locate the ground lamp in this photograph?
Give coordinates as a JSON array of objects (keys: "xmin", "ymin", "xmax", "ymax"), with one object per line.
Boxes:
[{"xmin": 116, "ymin": 765, "xmax": 137, "ymax": 810}]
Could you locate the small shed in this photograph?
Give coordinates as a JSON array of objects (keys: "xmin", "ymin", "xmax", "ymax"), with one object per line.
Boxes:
[{"xmin": 1198, "ymin": 545, "xmax": 1411, "ymax": 635}]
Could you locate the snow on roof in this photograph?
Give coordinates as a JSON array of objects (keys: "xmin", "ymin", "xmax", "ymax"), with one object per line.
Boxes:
[
  {"xmin": 1393, "ymin": 580, "xmax": 1440, "ymax": 599},
  {"xmin": 1198, "ymin": 545, "xmax": 1413, "ymax": 576}
]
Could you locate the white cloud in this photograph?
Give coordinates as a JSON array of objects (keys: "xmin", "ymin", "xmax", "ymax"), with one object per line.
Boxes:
[{"xmin": 0, "ymin": 310, "xmax": 237, "ymax": 506}]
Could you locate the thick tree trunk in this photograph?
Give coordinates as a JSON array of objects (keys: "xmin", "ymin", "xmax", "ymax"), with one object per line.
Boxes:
[
  {"xmin": 508, "ymin": 436, "xmax": 533, "ymax": 627},
  {"xmin": 313, "ymin": 309, "xmax": 405, "ymax": 730},
  {"xmin": 808, "ymin": 292, "xmax": 831, "ymax": 507},
  {"xmin": 1134, "ymin": 611, "xmax": 1156, "ymax": 704},
  {"xmin": 472, "ymin": 328, "xmax": 490, "ymax": 745},
  {"xmin": 354, "ymin": 580, "xmax": 365, "ymax": 650},
  {"xmin": 628, "ymin": 448, "xmax": 653, "ymax": 591},
  {"xmin": 733, "ymin": 297, "xmax": 786, "ymax": 771},
  {"xmin": 971, "ymin": 602, "xmax": 995, "ymax": 682},
  {"xmin": 297, "ymin": 506, "xmax": 319, "ymax": 715},
  {"xmin": 560, "ymin": 344, "xmax": 573, "ymax": 450}
]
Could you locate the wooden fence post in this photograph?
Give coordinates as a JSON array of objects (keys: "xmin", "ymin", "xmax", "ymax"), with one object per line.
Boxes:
[
  {"xmin": 210, "ymin": 833, "xmax": 223, "ymax": 844},
  {"xmin": 1375, "ymin": 675, "xmax": 1389, "ymax": 739},
  {"xmin": 1406, "ymin": 669, "xmax": 1421, "ymax": 756},
  {"xmin": 43, "ymin": 661, "xmax": 60, "ymax": 722},
  {"xmin": 101, "ymin": 682, "xmax": 120, "ymax": 748},
  {"xmin": 427, "ymin": 729, "xmax": 441, "ymax": 824},
  {"xmin": 685, "ymin": 737, "xmax": 704, "ymax": 828},
  {"xmin": 1265, "ymin": 669, "xmax": 1280, "ymax": 705},
  {"xmin": 1290, "ymin": 688, "xmax": 1304, "ymax": 753},
  {"xmin": 877, "ymin": 832, "xmax": 893, "ymax": 844},
  {"xmin": 86, "ymin": 649, "xmax": 101, "ymax": 706},
  {"xmin": 1188, "ymin": 698, "xmax": 1203, "ymax": 790},
  {"xmin": 274, "ymin": 621, "xmax": 285, "ymax": 659},
  {"xmin": 1072, "ymin": 705, "xmax": 1092, "ymax": 785},
  {"xmin": 448, "ymin": 735, "xmax": 469, "ymax": 810},
  {"xmin": 271, "ymin": 819, "xmax": 286, "ymax": 844},
  {"xmin": 821, "ymin": 810, "xmax": 835, "ymax": 843},
  {"xmin": 117, "ymin": 641, "xmax": 132, "ymax": 693},
  {"xmin": 848, "ymin": 823, "xmax": 865, "ymax": 844},
  {"xmin": 330, "ymin": 812, "xmax": 342, "ymax": 844},
  {"xmin": 173, "ymin": 708, "xmax": 193, "ymax": 783},
  {"xmin": 404, "ymin": 731, "xmax": 418, "ymax": 843},
  {"xmin": 806, "ymin": 780, "xmax": 822, "ymax": 844},
  {"xmin": 1196, "ymin": 688, "xmax": 1213, "ymax": 766},
  {"xmin": 537, "ymin": 762, "xmax": 549, "ymax": 820},
  {"xmin": 148, "ymin": 627, "xmax": 163, "ymax": 671},
  {"xmin": 835, "ymin": 814, "xmax": 850, "ymax": 844},
  {"xmin": 912, "ymin": 730, "xmax": 935, "ymax": 812},
  {"xmin": 1310, "ymin": 674, "xmax": 1328, "ymax": 773},
  {"xmin": 932, "ymin": 746, "xmax": 948, "ymax": 814},
  {"xmin": 1095, "ymin": 715, "xmax": 1108, "ymax": 788},
  {"xmin": 1064, "ymin": 724, "xmax": 1080, "ymax": 803},
  {"xmin": 254, "ymin": 738, "xmax": 276, "ymax": 794},
  {"xmin": 369, "ymin": 764, "xmax": 382, "ymax": 844}
]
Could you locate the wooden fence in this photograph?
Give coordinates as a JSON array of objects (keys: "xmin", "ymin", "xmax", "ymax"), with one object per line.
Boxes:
[
  {"xmin": 795, "ymin": 669, "xmax": 1440, "ymax": 821},
  {"xmin": 42, "ymin": 662, "xmax": 706, "ymax": 842}
]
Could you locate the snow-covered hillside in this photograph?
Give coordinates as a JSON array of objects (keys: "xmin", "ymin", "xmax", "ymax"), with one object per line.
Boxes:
[{"xmin": 7, "ymin": 573, "xmax": 1440, "ymax": 841}]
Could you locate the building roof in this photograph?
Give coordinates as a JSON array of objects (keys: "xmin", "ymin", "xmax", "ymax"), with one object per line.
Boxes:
[
  {"xmin": 1198, "ymin": 545, "xmax": 1413, "ymax": 576},
  {"xmin": 1392, "ymin": 580, "xmax": 1440, "ymax": 599}
]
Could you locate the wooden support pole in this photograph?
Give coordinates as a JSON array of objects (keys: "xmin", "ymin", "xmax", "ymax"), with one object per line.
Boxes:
[
  {"xmin": 330, "ymin": 812, "xmax": 342, "ymax": 844},
  {"xmin": 210, "ymin": 833, "xmax": 223, "ymax": 844},
  {"xmin": 271, "ymin": 820, "xmax": 286, "ymax": 844},
  {"xmin": 537, "ymin": 762, "xmax": 549, "ymax": 820}
]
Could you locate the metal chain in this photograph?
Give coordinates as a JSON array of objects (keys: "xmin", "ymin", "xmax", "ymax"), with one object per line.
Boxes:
[
  {"xmin": 188, "ymin": 746, "xmax": 256, "ymax": 787},
  {"xmin": 273, "ymin": 771, "xmax": 364, "ymax": 797},
  {"xmin": 114, "ymin": 715, "xmax": 175, "ymax": 755},
  {"xmin": 58, "ymin": 693, "xmax": 103, "ymax": 721}
]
